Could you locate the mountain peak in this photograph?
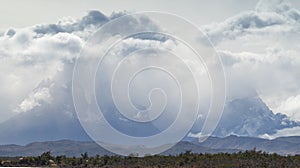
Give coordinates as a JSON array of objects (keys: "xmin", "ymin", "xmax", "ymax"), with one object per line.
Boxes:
[{"xmin": 213, "ymin": 96, "xmax": 300, "ymax": 137}]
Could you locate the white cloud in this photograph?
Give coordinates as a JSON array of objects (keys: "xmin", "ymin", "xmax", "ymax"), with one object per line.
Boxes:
[
  {"xmin": 0, "ymin": 0, "xmax": 299, "ymax": 139},
  {"xmin": 0, "ymin": 10, "xmax": 210, "ymax": 142},
  {"xmin": 33, "ymin": 10, "xmax": 109, "ymax": 36},
  {"xmin": 87, "ymin": 35, "xmax": 211, "ymax": 137},
  {"xmin": 217, "ymin": 45, "xmax": 300, "ymax": 103},
  {"xmin": 276, "ymin": 95, "xmax": 300, "ymax": 121},
  {"xmin": 202, "ymin": 0, "xmax": 300, "ymax": 44},
  {"xmin": 260, "ymin": 126, "xmax": 300, "ymax": 139},
  {"xmin": 201, "ymin": 0, "xmax": 300, "ymax": 124},
  {"xmin": 21, "ymin": 32, "xmax": 83, "ymax": 64},
  {"xmin": 16, "ymin": 87, "xmax": 52, "ymax": 113},
  {"xmin": 0, "ymin": 13, "xmax": 91, "ymax": 122}
]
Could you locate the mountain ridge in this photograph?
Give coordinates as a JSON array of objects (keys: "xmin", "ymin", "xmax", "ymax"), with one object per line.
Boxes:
[{"xmin": 0, "ymin": 136, "xmax": 299, "ymax": 157}]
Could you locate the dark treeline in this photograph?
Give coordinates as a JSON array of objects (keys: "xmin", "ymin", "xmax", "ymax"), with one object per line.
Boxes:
[{"xmin": 1, "ymin": 149, "xmax": 300, "ymax": 167}]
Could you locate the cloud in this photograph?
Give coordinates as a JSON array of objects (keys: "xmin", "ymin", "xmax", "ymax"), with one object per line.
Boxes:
[
  {"xmin": 21, "ymin": 32, "xmax": 83, "ymax": 64},
  {"xmin": 0, "ymin": 10, "xmax": 209, "ymax": 141},
  {"xmin": 0, "ymin": 10, "xmax": 164, "ymax": 124},
  {"xmin": 216, "ymin": 45, "xmax": 300, "ymax": 103},
  {"xmin": 260, "ymin": 126, "xmax": 300, "ymax": 139},
  {"xmin": 33, "ymin": 10, "xmax": 109, "ymax": 35},
  {"xmin": 6, "ymin": 28, "xmax": 16, "ymax": 37},
  {"xmin": 276, "ymin": 95, "xmax": 300, "ymax": 121},
  {"xmin": 200, "ymin": 0, "xmax": 300, "ymax": 124},
  {"xmin": 0, "ymin": 13, "xmax": 88, "ymax": 121},
  {"xmin": 16, "ymin": 87, "xmax": 52, "ymax": 113},
  {"xmin": 84, "ymin": 34, "xmax": 211, "ymax": 138},
  {"xmin": 202, "ymin": 0, "xmax": 300, "ymax": 44},
  {"xmin": 0, "ymin": 0, "xmax": 299, "ymax": 140}
]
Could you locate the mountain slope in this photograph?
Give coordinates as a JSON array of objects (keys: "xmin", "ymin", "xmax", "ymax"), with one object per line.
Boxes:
[
  {"xmin": 195, "ymin": 135, "xmax": 300, "ymax": 155},
  {"xmin": 0, "ymin": 55, "xmax": 299, "ymax": 145},
  {"xmin": 1, "ymin": 91, "xmax": 300, "ymax": 145},
  {"xmin": 0, "ymin": 136, "xmax": 299, "ymax": 157},
  {"xmin": 212, "ymin": 96, "xmax": 300, "ymax": 137},
  {"xmin": 0, "ymin": 63, "xmax": 91, "ymax": 145},
  {"xmin": 0, "ymin": 140, "xmax": 237, "ymax": 157}
]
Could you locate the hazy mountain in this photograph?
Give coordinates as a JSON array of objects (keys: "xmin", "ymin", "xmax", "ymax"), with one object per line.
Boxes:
[
  {"xmin": 0, "ymin": 140, "xmax": 111, "ymax": 157},
  {"xmin": 0, "ymin": 78, "xmax": 299, "ymax": 145},
  {"xmin": 0, "ymin": 63, "xmax": 91, "ymax": 145},
  {"xmin": 162, "ymin": 141, "xmax": 239, "ymax": 156},
  {"xmin": 194, "ymin": 135, "xmax": 300, "ymax": 155},
  {"xmin": 0, "ymin": 61, "xmax": 299, "ymax": 145},
  {"xmin": 0, "ymin": 140, "xmax": 235, "ymax": 157},
  {"xmin": 0, "ymin": 136, "xmax": 299, "ymax": 157},
  {"xmin": 213, "ymin": 96, "xmax": 300, "ymax": 137}
]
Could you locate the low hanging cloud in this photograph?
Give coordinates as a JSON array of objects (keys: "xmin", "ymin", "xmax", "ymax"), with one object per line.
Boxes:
[
  {"xmin": 277, "ymin": 95, "xmax": 300, "ymax": 122},
  {"xmin": 260, "ymin": 126, "xmax": 300, "ymax": 139},
  {"xmin": 16, "ymin": 87, "xmax": 52, "ymax": 113}
]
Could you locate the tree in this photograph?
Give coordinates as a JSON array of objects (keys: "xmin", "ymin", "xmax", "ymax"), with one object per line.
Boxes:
[{"xmin": 38, "ymin": 151, "xmax": 53, "ymax": 166}]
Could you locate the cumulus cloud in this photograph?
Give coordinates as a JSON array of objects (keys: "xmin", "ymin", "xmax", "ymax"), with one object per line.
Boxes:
[
  {"xmin": 201, "ymin": 0, "xmax": 300, "ymax": 125},
  {"xmin": 16, "ymin": 87, "xmax": 52, "ymax": 113},
  {"xmin": 0, "ymin": 12, "xmax": 91, "ymax": 121},
  {"xmin": 0, "ymin": 9, "xmax": 210, "ymax": 141},
  {"xmin": 76, "ymin": 33, "xmax": 212, "ymax": 138},
  {"xmin": 218, "ymin": 45, "xmax": 300, "ymax": 100},
  {"xmin": 202, "ymin": 0, "xmax": 300, "ymax": 44},
  {"xmin": 0, "ymin": 10, "xmax": 164, "ymax": 124},
  {"xmin": 33, "ymin": 10, "xmax": 109, "ymax": 36},
  {"xmin": 0, "ymin": 0, "xmax": 299, "ymax": 140},
  {"xmin": 276, "ymin": 95, "xmax": 300, "ymax": 121},
  {"xmin": 6, "ymin": 28, "xmax": 16, "ymax": 37},
  {"xmin": 21, "ymin": 32, "xmax": 83, "ymax": 64}
]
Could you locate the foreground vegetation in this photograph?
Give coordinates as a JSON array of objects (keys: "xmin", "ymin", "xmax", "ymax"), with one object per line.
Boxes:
[{"xmin": 1, "ymin": 150, "xmax": 300, "ymax": 167}]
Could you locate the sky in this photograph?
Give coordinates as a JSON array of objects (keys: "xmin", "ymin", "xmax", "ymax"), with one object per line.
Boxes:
[
  {"xmin": 1, "ymin": 0, "xmax": 264, "ymax": 29},
  {"xmin": 0, "ymin": 0, "xmax": 300, "ymax": 141}
]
